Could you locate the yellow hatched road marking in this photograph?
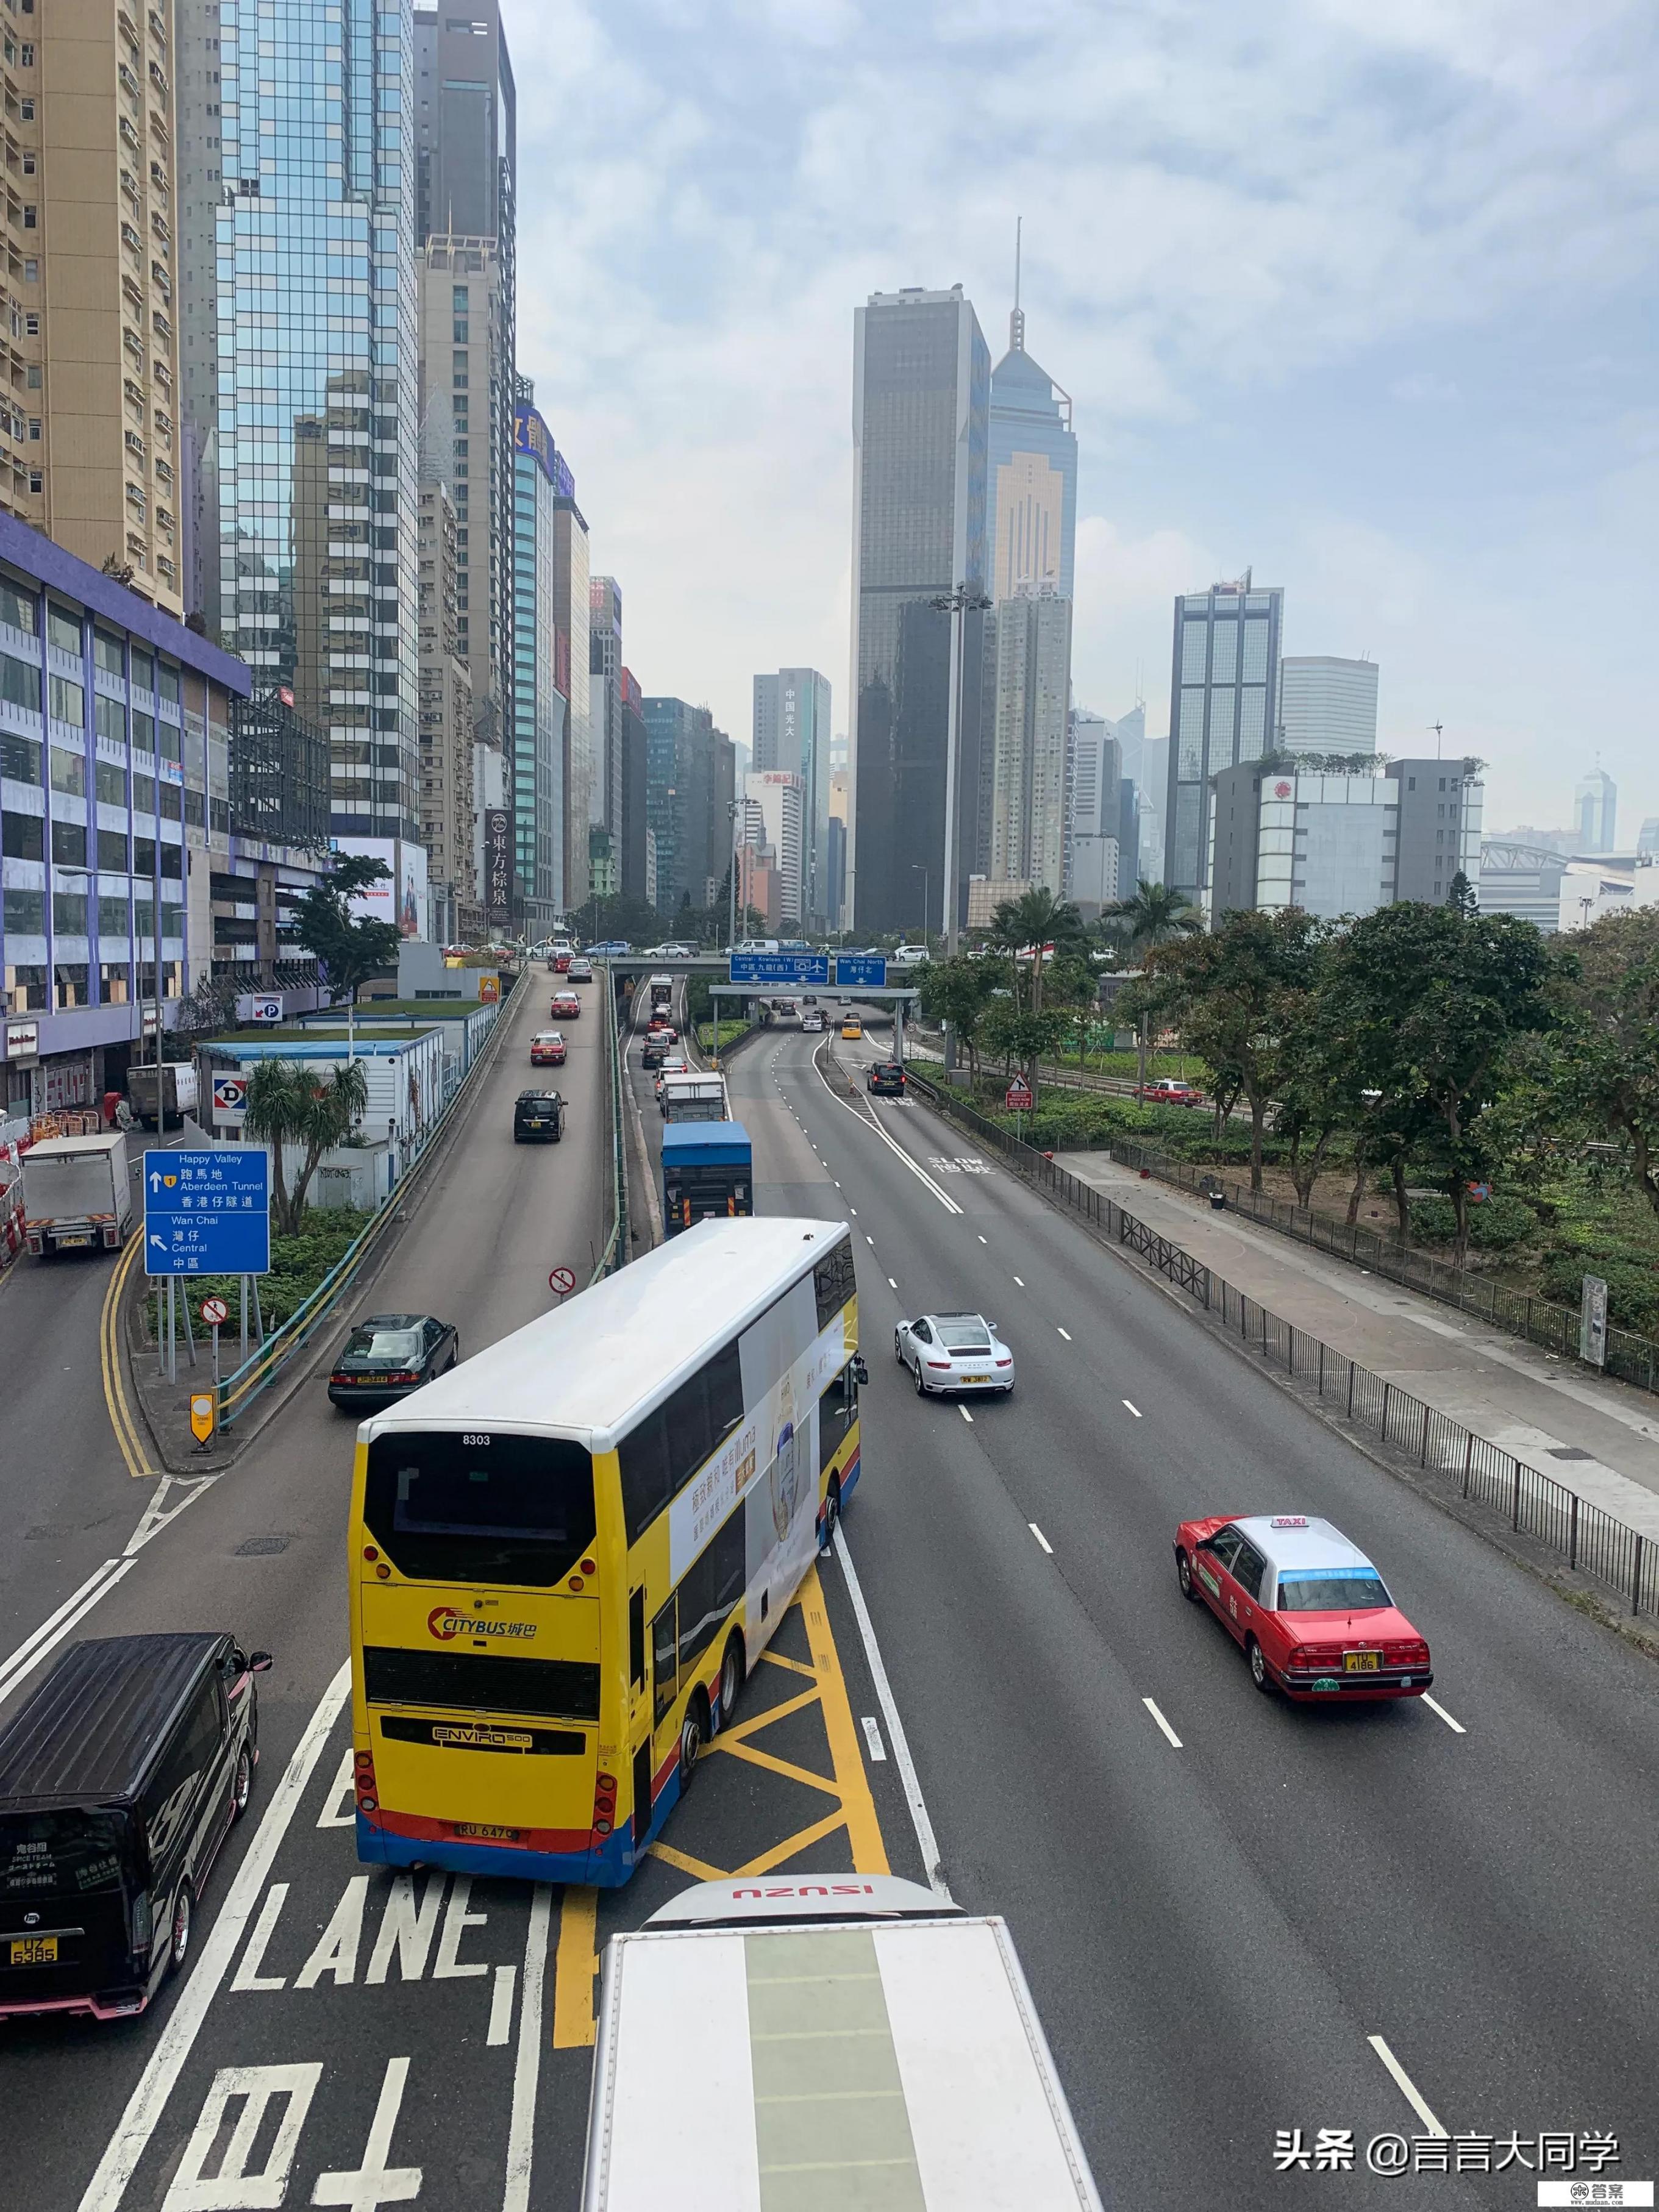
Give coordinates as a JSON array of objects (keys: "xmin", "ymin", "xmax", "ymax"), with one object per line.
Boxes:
[
  {"xmin": 799, "ymin": 1568, "xmax": 888, "ymax": 1877},
  {"xmin": 648, "ymin": 1840, "xmax": 726, "ymax": 1882},
  {"xmin": 100, "ymin": 1235, "xmax": 154, "ymax": 1480},
  {"xmin": 730, "ymin": 1807, "xmax": 849, "ymax": 1878},
  {"xmin": 715, "ymin": 1737, "xmax": 841, "ymax": 1797},
  {"xmin": 760, "ymin": 1650, "xmax": 816, "ymax": 1679},
  {"xmin": 716, "ymin": 1682, "xmax": 822, "ymax": 1744},
  {"xmin": 551, "ymin": 1886, "xmax": 598, "ymax": 2049}
]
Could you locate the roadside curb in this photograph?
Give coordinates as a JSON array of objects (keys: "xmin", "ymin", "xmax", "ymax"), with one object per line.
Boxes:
[
  {"xmin": 904, "ymin": 1082, "xmax": 1659, "ymax": 1671},
  {"xmin": 121, "ymin": 976, "xmax": 529, "ymax": 1475}
]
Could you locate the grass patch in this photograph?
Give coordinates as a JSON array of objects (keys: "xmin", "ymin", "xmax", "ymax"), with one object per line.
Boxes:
[{"xmin": 696, "ymin": 1021, "xmax": 749, "ymax": 1054}]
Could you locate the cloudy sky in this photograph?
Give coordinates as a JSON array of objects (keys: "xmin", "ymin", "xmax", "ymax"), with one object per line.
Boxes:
[{"xmin": 511, "ymin": 0, "xmax": 1658, "ymax": 838}]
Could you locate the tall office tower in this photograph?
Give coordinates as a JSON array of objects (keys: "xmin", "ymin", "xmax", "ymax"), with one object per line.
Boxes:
[
  {"xmin": 1163, "ymin": 574, "xmax": 1283, "ymax": 904},
  {"xmin": 617, "ymin": 666, "xmax": 649, "ymax": 904},
  {"xmin": 413, "ymin": 0, "xmax": 515, "ymax": 783},
  {"xmin": 741, "ymin": 772, "xmax": 805, "ymax": 926},
  {"xmin": 416, "ymin": 477, "xmax": 474, "ymax": 942},
  {"xmin": 849, "ymin": 285, "xmax": 989, "ymax": 935},
  {"xmin": 551, "ymin": 496, "xmax": 591, "ymax": 908},
  {"xmin": 1137, "ymin": 734, "xmax": 1168, "ymax": 884},
  {"xmin": 176, "ymin": 0, "xmax": 226, "ymax": 623},
  {"xmin": 753, "ymin": 668, "xmax": 832, "ymax": 924},
  {"xmin": 210, "ymin": 0, "xmax": 420, "ymax": 847},
  {"xmin": 985, "ymin": 293, "xmax": 1076, "ymax": 602},
  {"xmin": 988, "ymin": 587, "xmax": 1071, "ymax": 897},
  {"xmin": 4, "ymin": 0, "xmax": 184, "ymax": 610},
  {"xmin": 1065, "ymin": 708, "xmax": 1124, "ymax": 915},
  {"xmin": 1278, "ymin": 655, "xmax": 1378, "ymax": 756},
  {"xmin": 1575, "ymin": 767, "xmax": 1617, "ymax": 853},
  {"xmin": 643, "ymin": 697, "xmax": 734, "ymax": 915},
  {"xmin": 590, "ymin": 576, "xmax": 623, "ymax": 833},
  {"xmin": 511, "ymin": 392, "xmax": 565, "ymax": 929}
]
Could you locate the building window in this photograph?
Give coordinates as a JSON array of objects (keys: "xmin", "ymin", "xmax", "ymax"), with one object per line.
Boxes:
[
  {"xmin": 28, "ymin": 470, "xmax": 41, "ymax": 493},
  {"xmin": 24, "ymin": 313, "xmax": 38, "ymax": 336},
  {"xmin": 1180, "ymin": 619, "xmax": 1208, "ymax": 684},
  {"xmin": 20, "ymin": 98, "xmax": 34, "ymax": 120},
  {"xmin": 22, "ymin": 205, "xmax": 35, "ymax": 228},
  {"xmin": 26, "ymin": 365, "xmax": 41, "ymax": 390},
  {"xmin": 23, "ymin": 259, "xmax": 37, "ymax": 282}
]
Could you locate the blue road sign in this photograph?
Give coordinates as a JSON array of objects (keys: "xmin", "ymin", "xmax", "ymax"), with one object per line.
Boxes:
[
  {"xmin": 834, "ymin": 953, "xmax": 888, "ymax": 990},
  {"xmin": 728, "ymin": 952, "xmax": 831, "ymax": 986},
  {"xmin": 143, "ymin": 1148, "xmax": 271, "ymax": 1275}
]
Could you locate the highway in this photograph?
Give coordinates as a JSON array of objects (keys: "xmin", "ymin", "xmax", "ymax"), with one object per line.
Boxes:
[{"xmin": 2, "ymin": 978, "xmax": 1655, "ymax": 2210}]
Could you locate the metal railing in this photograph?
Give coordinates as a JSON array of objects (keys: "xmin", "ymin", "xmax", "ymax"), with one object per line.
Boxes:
[
  {"xmin": 591, "ymin": 986, "xmax": 628, "ymax": 1285},
  {"xmin": 213, "ymin": 972, "xmax": 519, "ymax": 1428},
  {"xmin": 906, "ymin": 1069, "xmax": 1659, "ymax": 1623},
  {"xmin": 1106, "ymin": 1136, "xmax": 1659, "ymax": 1397}
]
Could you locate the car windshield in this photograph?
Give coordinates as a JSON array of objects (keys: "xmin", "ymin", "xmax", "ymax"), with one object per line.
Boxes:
[
  {"xmin": 343, "ymin": 1325, "xmax": 423, "ymax": 1366},
  {"xmin": 937, "ymin": 1320, "xmax": 991, "ymax": 1351},
  {"xmin": 1278, "ymin": 1571, "xmax": 1392, "ymax": 1611}
]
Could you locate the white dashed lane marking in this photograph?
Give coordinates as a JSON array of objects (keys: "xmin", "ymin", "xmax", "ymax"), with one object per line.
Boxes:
[
  {"xmin": 1143, "ymin": 1699, "xmax": 1183, "ymax": 1749},
  {"xmin": 1124, "ymin": 1400, "xmax": 1142, "ymax": 1418},
  {"xmin": 1029, "ymin": 1523, "xmax": 1053, "ymax": 1555},
  {"xmin": 958, "ymin": 1406, "xmax": 974, "ymax": 1425}
]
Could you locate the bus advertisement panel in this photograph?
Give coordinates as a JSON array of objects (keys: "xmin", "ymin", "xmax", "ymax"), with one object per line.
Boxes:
[{"xmin": 346, "ymin": 1219, "xmax": 861, "ymax": 1888}]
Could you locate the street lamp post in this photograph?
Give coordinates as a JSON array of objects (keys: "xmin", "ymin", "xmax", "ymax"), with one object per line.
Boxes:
[{"xmin": 929, "ymin": 583, "xmax": 991, "ymax": 962}]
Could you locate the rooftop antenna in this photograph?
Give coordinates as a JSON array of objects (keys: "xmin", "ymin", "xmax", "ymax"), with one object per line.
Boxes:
[
  {"xmin": 1010, "ymin": 216, "xmax": 1025, "ymax": 353},
  {"xmin": 1430, "ymin": 721, "xmax": 1444, "ymax": 758}
]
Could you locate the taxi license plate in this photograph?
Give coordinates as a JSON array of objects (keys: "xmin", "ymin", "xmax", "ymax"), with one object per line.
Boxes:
[
  {"xmin": 59, "ymin": 1235, "xmax": 91, "ymax": 1249},
  {"xmin": 1344, "ymin": 1650, "xmax": 1380, "ymax": 1672},
  {"xmin": 10, "ymin": 1935, "xmax": 57, "ymax": 1965}
]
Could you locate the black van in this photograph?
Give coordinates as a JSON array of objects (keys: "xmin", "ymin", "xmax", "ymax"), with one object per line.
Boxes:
[
  {"xmin": 0, "ymin": 1631, "xmax": 270, "ymax": 2022},
  {"xmin": 512, "ymin": 1088, "xmax": 565, "ymax": 1142}
]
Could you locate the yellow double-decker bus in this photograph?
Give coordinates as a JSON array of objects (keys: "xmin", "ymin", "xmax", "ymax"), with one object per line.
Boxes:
[{"xmin": 347, "ymin": 1217, "xmax": 863, "ymax": 1886}]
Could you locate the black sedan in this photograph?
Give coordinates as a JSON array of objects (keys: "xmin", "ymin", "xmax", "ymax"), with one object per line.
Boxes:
[
  {"xmin": 327, "ymin": 1313, "xmax": 459, "ymax": 1410},
  {"xmin": 867, "ymin": 1060, "xmax": 907, "ymax": 1096},
  {"xmin": 513, "ymin": 1088, "xmax": 565, "ymax": 1141}
]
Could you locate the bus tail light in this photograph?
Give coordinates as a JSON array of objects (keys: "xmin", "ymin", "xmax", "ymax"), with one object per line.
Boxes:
[
  {"xmin": 354, "ymin": 1747, "xmax": 378, "ymax": 1815},
  {"xmin": 593, "ymin": 1769, "xmax": 617, "ymax": 1837}
]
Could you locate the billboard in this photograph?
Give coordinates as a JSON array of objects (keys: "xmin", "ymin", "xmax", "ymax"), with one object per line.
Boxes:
[
  {"xmin": 336, "ymin": 837, "xmax": 429, "ymax": 941},
  {"xmin": 484, "ymin": 808, "xmax": 513, "ymax": 919}
]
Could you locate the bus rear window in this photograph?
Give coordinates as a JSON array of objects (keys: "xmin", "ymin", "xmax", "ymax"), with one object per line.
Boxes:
[
  {"xmin": 1, "ymin": 1810, "xmax": 131, "ymax": 1896},
  {"xmin": 365, "ymin": 1432, "xmax": 596, "ymax": 1587}
]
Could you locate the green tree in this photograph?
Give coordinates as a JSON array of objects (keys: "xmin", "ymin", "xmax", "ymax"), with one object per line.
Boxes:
[
  {"xmin": 1099, "ymin": 880, "xmax": 1202, "ymax": 1094},
  {"xmin": 985, "ymin": 887, "xmax": 1088, "ymax": 1019},
  {"xmin": 918, "ymin": 954, "xmax": 1002, "ymax": 1082},
  {"xmin": 1551, "ymin": 908, "xmax": 1659, "ymax": 1218},
  {"xmin": 292, "ymin": 854, "xmax": 402, "ymax": 1055},
  {"xmin": 981, "ymin": 996, "xmax": 1068, "ymax": 1089},
  {"xmin": 1135, "ymin": 907, "xmax": 1329, "ymax": 1191},
  {"xmin": 243, "ymin": 1057, "xmax": 371, "ymax": 1235},
  {"xmin": 1321, "ymin": 902, "xmax": 1557, "ymax": 1257}
]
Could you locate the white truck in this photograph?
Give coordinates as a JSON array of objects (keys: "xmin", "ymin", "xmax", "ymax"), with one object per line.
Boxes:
[
  {"xmin": 125, "ymin": 1060, "xmax": 199, "ymax": 1129},
  {"xmin": 22, "ymin": 1132, "xmax": 134, "ymax": 1256},
  {"xmin": 658, "ymin": 1072, "xmax": 729, "ymax": 1124},
  {"xmin": 580, "ymin": 1875, "xmax": 1104, "ymax": 2211}
]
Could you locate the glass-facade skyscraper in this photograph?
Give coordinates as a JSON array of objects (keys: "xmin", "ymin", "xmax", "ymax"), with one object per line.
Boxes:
[
  {"xmin": 849, "ymin": 287, "xmax": 989, "ymax": 936},
  {"xmin": 212, "ymin": 0, "xmax": 421, "ymax": 843},
  {"xmin": 753, "ymin": 669, "xmax": 832, "ymax": 927},
  {"xmin": 1163, "ymin": 577, "xmax": 1283, "ymax": 904},
  {"xmin": 512, "ymin": 395, "xmax": 566, "ymax": 927},
  {"xmin": 985, "ymin": 309, "xmax": 1076, "ymax": 602}
]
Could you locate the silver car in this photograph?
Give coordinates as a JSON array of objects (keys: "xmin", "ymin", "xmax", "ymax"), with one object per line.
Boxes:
[{"xmin": 894, "ymin": 1311, "xmax": 1015, "ymax": 1396}]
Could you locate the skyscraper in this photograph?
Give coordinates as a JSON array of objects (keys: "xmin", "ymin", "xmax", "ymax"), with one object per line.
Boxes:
[
  {"xmin": 209, "ymin": 0, "xmax": 421, "ymax": 845},
  {"xmin": 11, "ymin": 0, "xmax": 185, "ymax": 612},
  {"xmin": 618, "ymin": 666, "xmax": 649, "ymax": 905},
  {"xmin": 1163, "ymin": 575, "xmax": 1284, "ymax": 904},
  {"xmin": 551, "ymin": 496, "xmax": 591, "ymax": 909},
  {"xmin": 1066, "ymin": 708, "xmax": 1124, "ymax": 915},
  {"xmin": 1278, "ymin": 655, "xmax": 1379, "ymax": 756},
  {"xmin": 753, "ymin": 669, "xmax": 832, "ymax": 925},
  {"xmin": 985, "ymin": 284, "xmax": 1076, "ymax": 602},
  {"xmin": 741, "ymin": 772, "xmax": 805, "ymax": 926},
  {"xmin": 988, "ymin": 587, "xmax": 1071, "ymax": 896},
  {"xmin": 512, "ymin": 391, "xmax": 565, "ymax": 927},
  {"xmin": 643, "ymin": 697, "xmax": 734, "ymax": 916},
  {"xmin": 1575, "ymin": 768, "xmax": 1617, "ymax": 853},
  {"xmin": 416, "ymin": 477, "xmax": 474, "ymax": 941},
  {"xmin": 590, "ymin": 576, "xmax": 623, "ymax": 836},
  {"xmin": 849, "ymin": 286, "xmax": 989, "ymax": 935}
]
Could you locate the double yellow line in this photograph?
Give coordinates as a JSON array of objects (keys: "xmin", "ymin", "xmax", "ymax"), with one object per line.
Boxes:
[{"xmin": 100, "ymin": 1236, "xmax": 155, "ymax": 1480}]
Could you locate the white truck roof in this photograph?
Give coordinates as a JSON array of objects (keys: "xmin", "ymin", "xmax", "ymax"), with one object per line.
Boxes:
[
  {"xmin": 22, "ymin": 1133, "xmax": 125, "ymax": 1160},
  {"xmin": 582, "ymin": 1878, "xmax": 1102, "ymax": 2211}
]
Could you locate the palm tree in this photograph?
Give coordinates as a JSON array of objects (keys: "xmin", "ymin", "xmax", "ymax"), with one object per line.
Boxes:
[
  {"xmin": 244, "ymin": 1057, "xmax": 371, "ymax": 1233},
  {"xmin": 986, "ymin": 886, "xmax": 1088, "ymax": 1018},
  {"xmin": 1100, "ymin": 880, "xmax": 1202, "ymax": 1096}
]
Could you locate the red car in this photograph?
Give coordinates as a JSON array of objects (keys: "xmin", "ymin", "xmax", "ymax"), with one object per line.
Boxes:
[
  {"xmin": 1139, "ymin": 1077, "xmax": 1204, "ymax": 1107},
  {"xmin": 1172, "ymin": 1513, "xmax": 1432, "ymax": 1702},
  {"xmin": 550, "ymin": 991, "xmax": 581, "ymax": 1020},
  {"xmin": 530, "ymin": 1030, "xmax": 566, "ymax": 1066}
]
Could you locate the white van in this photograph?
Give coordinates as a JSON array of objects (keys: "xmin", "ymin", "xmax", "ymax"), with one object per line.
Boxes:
[
  {"xmin": 658, "ymin": 1073, "xmax": 728, "ymax": 1124},
  {"xmin": 580, "ymin": 1875, "xmax": 1103, "ymax": 2211}
]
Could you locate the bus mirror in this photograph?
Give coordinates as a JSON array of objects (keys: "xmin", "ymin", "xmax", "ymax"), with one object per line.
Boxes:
[{"xmin": 851, "ymin": 1356, "xmax": 869, "ymax": 1387}]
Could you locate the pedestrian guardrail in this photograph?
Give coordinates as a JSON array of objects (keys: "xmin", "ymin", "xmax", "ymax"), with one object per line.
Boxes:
[
  {"xmin": 905, "ymin": 1068, "xmax": 1659, "ymax": 1625},
  {"xmin": 211, "ymin": 972, "xmax": 519, "ymax": 1429},
  {"xmin": 591, "ymin": 987, "xmax": 628, "ymax": 1285}
]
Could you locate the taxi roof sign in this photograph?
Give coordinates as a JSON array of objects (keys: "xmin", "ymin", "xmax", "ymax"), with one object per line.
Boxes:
[{"xmin": 1270, "ymin": 1515, "xmax": 1309, "ymax": 1527}]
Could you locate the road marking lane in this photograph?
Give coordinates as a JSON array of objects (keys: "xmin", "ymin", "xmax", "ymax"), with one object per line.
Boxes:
[
  {"xmin": 100, "ymin": 1235, "xmax": 152, "ymax": 1479},
  {"xmin": 504, "ymin": 1888, "xmax": 555, "ymax": 2212},
  {"xmin": 551, "ymin": 1888, "xmax": 596, "ymax": 2050},
  {"xmin": 1422, "ymin": 1694, "xmax": 1466, "ymax": 1735},
  {"xmin": 887, "ymin": 1277, "xmax": 897, "ymax": 1290},
  {"xmin": 0, "ymin": 1558, "xmax": 136, "ymax": 1705},
  {"xmin": 833, "ymin": 1532, "xmax": 951, "ymax": 1900},
  {"xmin": 1143, "ymin": 1699, "xmax": 1183, "ymax": 1748},
  {"xmin": 1057, "ymin": 1326, "xmax": 1072, "ymax": 1341},
  {"xmin": 860, "ymin": 1716, "xmax": 887, "ymax": 1762},
  {"xmin": 77, "ymin": 1660, "xmax": 352, "ymax": 2212},
  {"xmin": 977, "ymin": 1235, "xmax": 987, "ymax": 1244},
  {"xmin": 1124, "ymin": 1399, "xmax": 1142, "ymax": 1418},
  {"xmin": 959, "ymin": 1405, "xmax": 974, "ymax": 1424},
  {"xmin": 1013, "ymin": 1275, "xmax": 1025, "ymax": 1286},
  {"xmin": 1367, "ymin": 2033, "xmax": 1447, "ymax": 2136},
  {"xmin": 1029, "ymin": 1523, "xmax": 1053, "ymax": 1555}
]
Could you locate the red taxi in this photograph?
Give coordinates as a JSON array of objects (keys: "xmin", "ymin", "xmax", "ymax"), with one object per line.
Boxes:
[
  {"xmin": 1173, "ymin": 1513, "xmax": 1432, "ymax": 1701},
  {"xmin": 550, "ymin": 990, "xmax": 582, "ymax": 1020},
  {"xmin": 530, "ymin": 1030, "xmax": 566, "ymax": 1066}
]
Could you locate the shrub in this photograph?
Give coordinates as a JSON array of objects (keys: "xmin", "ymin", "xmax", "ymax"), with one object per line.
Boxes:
[
  {"xmin": 1408, "ymin": 1197, "xmax": 1458, "ymax": 1244},
  {"xmin": 1468, "ymin": 1195, "xmax": 1540, "ymax": 1250},
  {"xmin": 1539, "ymin": 1252, "xmax": 1659, "ymax": 1337}
]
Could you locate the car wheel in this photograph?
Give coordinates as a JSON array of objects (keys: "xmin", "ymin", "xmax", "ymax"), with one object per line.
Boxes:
[
  {"xmin": 1247, "ymin": 1636, "xmax": 1273, "ymax": 1694},
  {"xmin": 230, "ymin": 1744, "xmax": 253, "ymax": 1822},
  {"xmin": 913, "ymin": 1359, "xmax": 926, "ymax": 1396},
  {"xmin": 1176, "ymin": 1550, "xmax": 1201, "ymax": 1603},
  {"xmin": 167, "ymin": 1883, "xmax": 193, "ymax": 1976},
  {"xmin": 678, "ymin": 1693, "xmax": 708, "ymax": 1792},
  {"xmin": 893, "ymin": 1329, "xmax": 905, "ymax": 1365},
  {"xmin": 717, "ymin": 1635, "xmax": 744, "ymax": 1731}
]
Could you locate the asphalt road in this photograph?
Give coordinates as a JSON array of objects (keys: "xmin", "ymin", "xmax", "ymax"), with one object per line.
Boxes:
[{"xmin": 7, "ymin": 982, "xmax": 1656, "ymax": 2211}]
